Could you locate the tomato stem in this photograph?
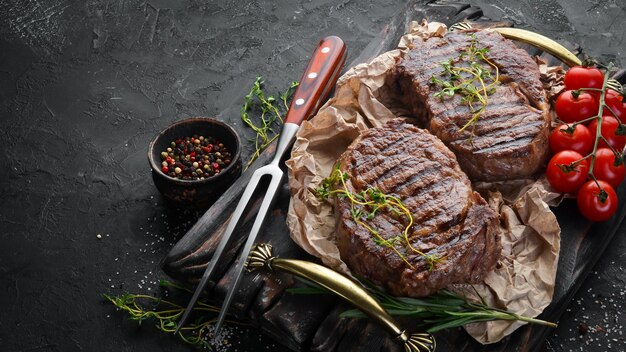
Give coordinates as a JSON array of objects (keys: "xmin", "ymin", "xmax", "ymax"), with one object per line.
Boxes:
[
  {"xmin": 560, "ymin": 125, "xmax": 575, "ymax": 135},
  {"xmin": 599, "ymin": 135, "xmax": 622, "ymax": 157},
  {"xmin": 589, "ymin": 173, "xmax": 602, "ymax": 189},
  {"xmin": 598, "ymin": 189, "xmax": 609, "ymax": 203},
  {"xmin": 603, "ymin": 104, "xmax": 624, "ymax": 124},
  {"xmin": 614, "ymin": 152, "xmax": 625, "ymax": 167},
  {"xmin": 572, "ymin": 115, "xmax": 600, "ymax": 126},
  {"xmin": 581, "ymin": 57, "xmax": 599, "ymax": 68},
  {"xmin": 586, "ymin": 62, "xmax": 615, "ymax": 191},
  {"xmin": 577, "ymin": 87, "xmax": 604, "ymax": 93}
]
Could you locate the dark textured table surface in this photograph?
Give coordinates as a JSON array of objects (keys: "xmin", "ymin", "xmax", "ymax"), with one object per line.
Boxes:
[{"xmin": 1, "ymin": 1, "xmax": 625, "ymax": 351}]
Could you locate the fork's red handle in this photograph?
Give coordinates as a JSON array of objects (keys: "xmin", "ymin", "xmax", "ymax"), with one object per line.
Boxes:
[{"xmin": 284, "ymin": 36, "xmax": 347, "ymax": 125}]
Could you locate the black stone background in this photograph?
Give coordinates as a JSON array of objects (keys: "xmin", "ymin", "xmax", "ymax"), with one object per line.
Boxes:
[{"xmin": 0, "ymin": 0, "xmax": 624, "ymax": 351}]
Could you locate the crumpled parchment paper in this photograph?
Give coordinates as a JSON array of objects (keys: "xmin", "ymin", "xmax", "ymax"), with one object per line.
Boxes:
[{"xmin": 285, "ymin": 20, "xmax": 562, "ymax": 344}]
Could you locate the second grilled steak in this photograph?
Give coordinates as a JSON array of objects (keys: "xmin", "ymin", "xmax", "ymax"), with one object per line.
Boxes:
[
  {"xmin": 334, "ymin": 120, "xmax": 501, "ymax": 297},
  {"xmin": 392, "ymin": 29, "xmax": 550, "ymax": 181}
]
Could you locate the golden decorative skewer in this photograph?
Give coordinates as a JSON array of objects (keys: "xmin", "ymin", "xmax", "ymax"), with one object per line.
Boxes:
[
  {"xmin": 247, "ymin": 243, "xmax": 436, "ymax": 352},
  {"xmin": 449, "ymin": 22, "xmax": 582, "ymax": 67},
  {"xmin": 491, "ymin": 27, "xmax": 581, "ymax": 67}
]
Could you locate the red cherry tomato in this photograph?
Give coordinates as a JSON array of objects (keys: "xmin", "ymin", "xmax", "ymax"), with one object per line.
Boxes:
[
  {"xmin": 564, "ymin": 66, "xmax": 604, "ymax": 90},
  {"xmin": 555, "ymin": 90, "xmax": 600, "ymax": 123},
  {"xmin": 604, "ymin": 88, "xmax": 625, "ymax": 121},
  {"xmin": 549, "ymin": 123, "xmax": 593, "ymax": 155},
  {"xmin": 587, "ymin": 115, "xmax": 626, "ymax": 151},
  {"xmin": 546, "ymin": 150, "xmax": 589, "ymax": 193},
  {"xmin": 593, "ymin": 148, "xmax": 626, "ymax": 188},
  {"xmin": 605, "ymin": 88, "xmax": 623, "ymax": 107},
  {"xmin": 577, "ymin": 180, "xmax": 618, "ymax": 221}
]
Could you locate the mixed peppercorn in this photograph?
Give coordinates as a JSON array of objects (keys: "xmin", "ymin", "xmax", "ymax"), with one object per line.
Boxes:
[{"xmin": 159, "ymin": 135, "xmax": 232, "ymax": 180}]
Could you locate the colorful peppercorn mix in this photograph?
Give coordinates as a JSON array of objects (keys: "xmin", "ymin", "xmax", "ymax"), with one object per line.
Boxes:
[{"xmin": 160, "ymin": 135, "xmax": 232, "ymax": 180}]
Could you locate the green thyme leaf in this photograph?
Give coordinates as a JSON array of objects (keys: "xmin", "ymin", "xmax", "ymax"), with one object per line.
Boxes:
[
  {"xmin": 429, "ymin": 33, "xmax": 500, "ymax": 132},
  {"xmin": 241, "ymin": 77, "xmax": 299, "ymax": 169}
]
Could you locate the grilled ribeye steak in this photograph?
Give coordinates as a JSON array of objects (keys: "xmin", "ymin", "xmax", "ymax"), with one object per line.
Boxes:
[
  {"xmin": 392, "ymin": 29, "xmax": 550, "ymax": 181},
  {"xmin": 334, "ymin": 120, "xmax": 500, "ymax": 297}
]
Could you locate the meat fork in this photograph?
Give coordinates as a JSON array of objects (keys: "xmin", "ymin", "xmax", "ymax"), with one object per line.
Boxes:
[{"xmin": 175, "ymin": 36, "xmax": 347, "ymax": 335}]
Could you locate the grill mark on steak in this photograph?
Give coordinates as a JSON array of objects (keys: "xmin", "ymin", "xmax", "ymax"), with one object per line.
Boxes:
[
  {"xmin": 468, "ymin": 137, "xmax": 535, "ymax": 154},
  {"xmin": 403, "ymin": 180, "xmax": 469, "ymax": 232},
  {"xmin": 391, "ymin": 163, "xmax": 443, "ymax": 193},
  {"xmin": 351, "ymin": 134, "xmax": 416, "ymax": 170},
  {"xmin": 429, "ymin": 88, "xmax": 531, "ymax": 125},
  {"xmin": 473, "ymin": 106, "xmax": 539, "ymax": 126},
  {"xmin": 437, "ymin": 109, "xmax": 539, "ymax": 139},
  {"xmin": 434, "ymin": 90, "xmax": 528, "ymax": 120},
  {"xmin": 357, "ymin": 155, "xmax": 415, "ymax": 190},
  {"xmin": 397, "ymin": 173, "xmax": 463, "ymax": 221},
  {"xmin": 451, "ymin": 122, "xmax": 544, "ymax": 150},
  {"xmin": 334, "ymin": 120, "xmax": 501, "ymax": 297},
  {"xmin": 394, "ymin": 29, "xmax": 550, "ymax": 181},
  {"xmin": 471, "ymin": 120, "xmax": 544, "ymax": 143},
  {"xmin": 390, "ymin": 168, "xmax": 471, "ymax": 227}
]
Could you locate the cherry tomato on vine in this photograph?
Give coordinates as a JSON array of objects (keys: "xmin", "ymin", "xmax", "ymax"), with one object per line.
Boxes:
[
  {"xmin": 587, "ymin": 115, "xmax": 626, "ymax": 151},
  {"xmin": 546, "ymin": 150, "xmax": 589, "ymax": 193},
  {"xmin": 605, "ymin": 88, "xmax": 623, "ymax": 107},
  {"xmin": 564, "ymin": 66, "xmax": 604, "ymax": 91},
  {"xmin": 593, "ymin": 148, "xmax": 626, "ymax": 188},
  {"xmin": 604, "ymin": 88, "xmax": 625, "ymax": 121},
  {"xmin": 549, "ymin": 123, "xmax": 593, "ymax": 155},
  {"xmin": 555, "ymin": 90, "xmax": 600, "ymax": 123},
  {"xmin": 577, "ymin": 180, "xmax": 618, "ymax": 221}
]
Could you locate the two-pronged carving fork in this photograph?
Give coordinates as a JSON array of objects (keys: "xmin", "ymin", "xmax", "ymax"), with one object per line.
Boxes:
[{"xmin": 175, "ymin": 36, "xmax": 347, "ymax": 335}]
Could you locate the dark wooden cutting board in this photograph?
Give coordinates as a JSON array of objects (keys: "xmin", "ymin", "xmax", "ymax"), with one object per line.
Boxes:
[{"xmin": 162, "ymin": 1, "xmax": 626, "ymax": 351}]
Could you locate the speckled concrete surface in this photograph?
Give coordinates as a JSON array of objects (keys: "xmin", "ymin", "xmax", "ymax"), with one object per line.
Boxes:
[{"xmin": 0, "ymin": 0, "xmax": 624, "ymax": 351}]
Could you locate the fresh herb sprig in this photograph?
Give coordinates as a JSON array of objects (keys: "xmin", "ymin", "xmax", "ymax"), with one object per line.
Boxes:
[
  {"xmin": 289, "ymin": 278, "xmax": 556, "ymax": 333},
  {"xmin": 430, "ymin": 33, "xmax": 500, "ymax": 132},
  {"xmin": 103, "ymin": 280, "xmax": 242, "ymax": 349},
  {"xmin": 316, "ymin": 164, "xmax": 443, "ymax": 270},
  {"xmin": 240, "ymin": 76, "xmax": 298, "ymax": 169}
]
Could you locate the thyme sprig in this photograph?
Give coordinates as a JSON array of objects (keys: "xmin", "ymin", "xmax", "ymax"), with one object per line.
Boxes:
[
  {"xmin": 241, "ymin": 76, "xmax": 299, "ymax": 169},
  {"xmin": 103, "ymin": 280, "xmax": 243, "ymax": 349},
  {"xmin": 316, "ymin": 164, "xmax": 443, "ymax": 271},
  {"xmin": 430, "ymin": 33, "xmax": 500, "ymax": 132},
  {"xmin": 289, "ymin": 278, "xmax": 556, "ymax": 333}
]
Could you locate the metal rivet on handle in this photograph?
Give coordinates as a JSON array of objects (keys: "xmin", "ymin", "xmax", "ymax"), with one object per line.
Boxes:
[
  {"xmin": 321, "ymin": 47, "xmax": 330, "ymax": 53},
  {"xmin": 295, "ymin": 98, "xmax": 305, "ymax": 105},
  {"xmin": 308, "ymin": 72, "xmax": 318, "ymax": 79}
]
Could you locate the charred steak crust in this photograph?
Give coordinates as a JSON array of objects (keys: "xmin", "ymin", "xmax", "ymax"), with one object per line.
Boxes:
[
  {"xmin": 392, "ymin": 29, "xmax": 550, "ymax": 181},
  {"xmin": 335, "ymin": 120, "xmax": 501, "ymax": 297}
]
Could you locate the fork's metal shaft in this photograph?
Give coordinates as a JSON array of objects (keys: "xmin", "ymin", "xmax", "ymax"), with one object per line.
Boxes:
[
  {"xmin": 174, "ymin": 168, "xmax": 265, "ymax": 334},
  {"xmin": 175, "ymin": 123, "xmax": 300, "ymax": 334},
  {"xmin": 210, "ymin": 122, "xmax": 302, "ymax": 334},
  {"xmin": 213, "ymin": 169, "xmax": 284, "ymax": 333}
]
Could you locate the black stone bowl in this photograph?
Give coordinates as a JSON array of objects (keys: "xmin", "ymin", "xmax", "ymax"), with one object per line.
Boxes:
[{"xmin": 148, "ymin": 117, "xmax": 242, "ymax": 208}]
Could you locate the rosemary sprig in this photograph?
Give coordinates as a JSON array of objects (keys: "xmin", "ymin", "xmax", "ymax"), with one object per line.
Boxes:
[
  {"xmin": 430, "ymin": 33, "xmax": 500, "ymax": 132},
  {"xmin": 316, "ymin": 164, "xmax": 443, "ymax": 270},
  {"xmin": 288, "ymin": 278, "xmax": 556, "ymax": 333},
  {"xmin": 240, "ymin": 76, "xmax": 298, "ymax": 169},
  {"xmin": 103, "ymin": 280, "xmax": 243, "ymax": 349}
]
